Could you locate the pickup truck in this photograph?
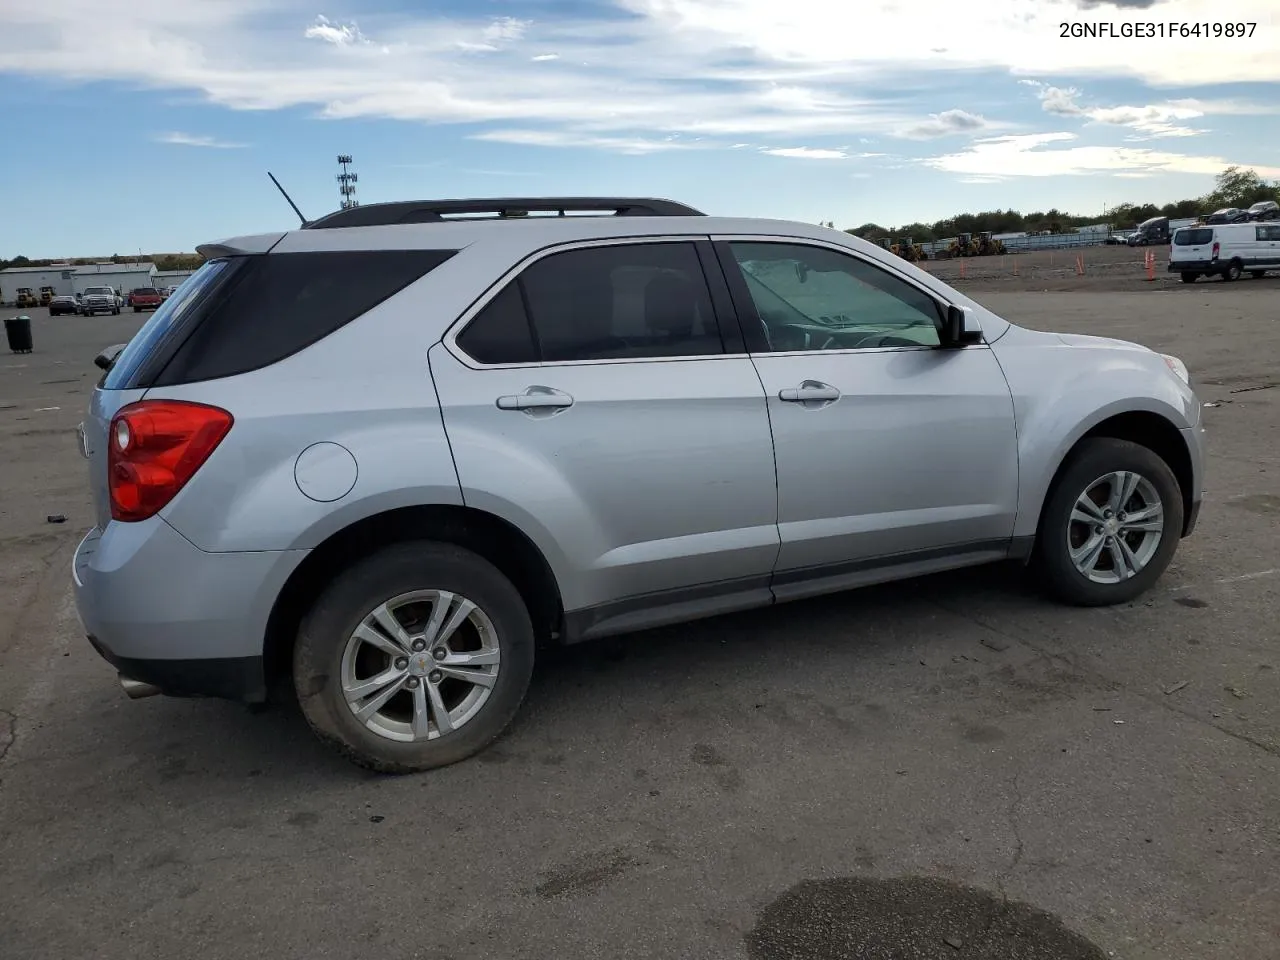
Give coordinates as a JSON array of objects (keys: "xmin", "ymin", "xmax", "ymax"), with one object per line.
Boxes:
[
  {"xmin": 80, "ymin": 286, "xmax": 121, "ymax": 316},
  {"xmin": 127, "ymin": 287, "xmax": 163, "ymax": 312}
]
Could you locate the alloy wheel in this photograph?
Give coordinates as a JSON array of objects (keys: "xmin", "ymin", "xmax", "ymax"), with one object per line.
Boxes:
[
  {"xmin": 1066, "ymin": 471, "xmax": 1165, "ymax": 584},
  {"xmin": 340, "ymin": 589, "xmax": 501, "ymax": 743}
]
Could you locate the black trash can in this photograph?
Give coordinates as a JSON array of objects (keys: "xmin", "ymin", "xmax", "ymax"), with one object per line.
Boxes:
[{"xmin": 6, "ymin": 315, "xmax": 33, "ymax": 354}]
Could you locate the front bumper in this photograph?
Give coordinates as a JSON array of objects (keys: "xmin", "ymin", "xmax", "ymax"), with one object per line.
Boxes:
[
  {"xmin": 1180, "ymin": 424, "xmax": 1205, "ymax": 538},
  {"xmin": 72, "ymin": 519, "xmax": 307, "ymax": 702}
]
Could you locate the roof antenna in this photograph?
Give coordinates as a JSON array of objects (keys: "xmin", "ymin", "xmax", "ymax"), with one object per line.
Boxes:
[{"xmin": 267, "ymin": 171, "xmax": 308, "ymax": 227}]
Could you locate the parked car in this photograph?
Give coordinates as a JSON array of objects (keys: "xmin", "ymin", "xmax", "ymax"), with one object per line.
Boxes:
[
  {"xmin": 48, "ymin": 295, "xmax": 80, "ymax": 316},
  {"xmin": 1169, "ymin": 222, "xmax": 1280, "ymax": 282},
  {"xmin": 73, "ymin": 196, "xmax": 1205, "ymax": 773},
  {"xmin": 1246, "ymin": 200, "xmax": 1280, "ymax": 222},
  {"xmin": 80, "ymin": 285, "xmax": 121, "ymax": 316},
  {"xmin": 1204, "ymin": 207, "xmax": 1248, "ymax": 225},
  {"xmin": 127, "ymin": 287, "xmax": 164, "ymax": 312}
]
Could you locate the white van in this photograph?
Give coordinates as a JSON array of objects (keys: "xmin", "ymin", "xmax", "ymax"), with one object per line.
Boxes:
[{"xmin": 1169, "ymin": 222, "xmax": 1280, "ymax": 283}]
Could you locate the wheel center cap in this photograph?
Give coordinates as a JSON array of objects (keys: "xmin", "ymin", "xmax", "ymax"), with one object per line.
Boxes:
[
  {"xmin": 407, "ymin": 653, "xmax": 433, "ymax": 677},
  {"xmin": 1105, "ymin": 518, "xmax": 1122, "ymax": 535}
]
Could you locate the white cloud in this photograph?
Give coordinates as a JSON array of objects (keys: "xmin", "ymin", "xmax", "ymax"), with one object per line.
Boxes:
[
  {"xmin": 927, "ymin": 132, "xmax": 1280, "ymax": 179},
  {"xmin": 896, "ymin": 109, "xmax": 990, "ymax": 140},
  {"xmin": 762, "ymin": 146, "xmax": 849, "ymax": 159},
  {"xmin": 471, "ymin": 129, "xmax": 705, "ymax": 155},
  {"xmin": 0, "ymin": 0, "xmax": 1276, "ymax": 162},
  {"xmin": 153, "ymin": 131, "xmax": 246, "ymax": 148},
  {"xmin": 1024, "ymin": 82, "xmax": 1208, "ymax": 138},
  {"xmin": 304, "ymin": 15, "xmax": 367, "ymax": 47}
]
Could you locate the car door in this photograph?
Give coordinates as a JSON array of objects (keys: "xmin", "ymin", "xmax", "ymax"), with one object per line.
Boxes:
[
  {"xmin": 429, "ymin": 237, "xmax": 779, "ymax": 637},
  {"xmin": 712, "ymin": 237, "xmax": 1020, "ymax": 600}
]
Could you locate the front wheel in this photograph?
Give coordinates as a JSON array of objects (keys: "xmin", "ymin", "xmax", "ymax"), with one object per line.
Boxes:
[
  {"xmin": 293, "ymin": 542, "xmax": 536, "ymax": 774},
  {"xmin": 1034, "ymin": 438, "xmax": 1183, "ymax": 607},
  {"xmin": 1250, "ymin": 270, "xmax": 1266, "ymax": 279},
  {"xmin": 1179, "ymin": 272, "xmax": 1197, "ymax": 284}
]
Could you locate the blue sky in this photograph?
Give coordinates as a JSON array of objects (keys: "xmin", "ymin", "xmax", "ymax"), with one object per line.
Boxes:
[{"xmin": 1, "ymin": 0, "xmax": 1278, "ymax": 258}]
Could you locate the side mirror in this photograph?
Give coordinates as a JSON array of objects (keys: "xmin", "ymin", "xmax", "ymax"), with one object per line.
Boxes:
[
  {"xmin": 94, "ymin": 343, "xmax": 127, "ymax": 371},
  {"xmin": 943, "ymin": 305, "xmax": 983, "ymax": 347}
]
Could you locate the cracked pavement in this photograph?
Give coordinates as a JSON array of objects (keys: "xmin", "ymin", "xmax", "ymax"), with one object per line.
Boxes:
[{"xmin": 1, "ymin": 291, "xmax": 1278, "ymax": 960}]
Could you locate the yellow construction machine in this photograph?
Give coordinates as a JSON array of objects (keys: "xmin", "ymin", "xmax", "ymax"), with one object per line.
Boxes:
[
  {"xmin": 946, "ymin": 233, "xmax": 978, "ymax": 258},
  {"xmin": 39, "ymin": 286, "xmax": 55, "ymax": 305},
  {"xmin": 976, "ymin": 231, "xmax": 1005, "ymax": 256},
  {"xmin": 16, "ymin": 288, "xmax": 39, "ymax": 308},
  {"xmin": 891, "ymin": 237, "xmax": 925, "ymax": 262}
]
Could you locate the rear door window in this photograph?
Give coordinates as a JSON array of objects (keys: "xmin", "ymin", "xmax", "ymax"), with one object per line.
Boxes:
[
  {"xmin": 451, "ymin": 241, "xmax": 725, "ymax": 364},
  {"xmin": 1174, "ymin": 229, "xmax": 1213, "ymax": 246}
]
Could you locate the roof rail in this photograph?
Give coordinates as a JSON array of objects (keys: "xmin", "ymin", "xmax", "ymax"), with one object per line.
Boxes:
[{"xmin": 301, "ymin": 197, "xmax": 705, "ymax": 230}]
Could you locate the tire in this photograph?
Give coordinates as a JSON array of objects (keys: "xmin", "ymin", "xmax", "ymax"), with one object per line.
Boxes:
[
  {"xmin": 133, "ymin": 306, "xmax": 141, "ymax": 313},
  {"xmin": 293, "ymin": 542, "xmax": 536, "ymax": 774},
  {"xmin": 1034, "ymin": 438, "xmax": 1184, "ymax": 607},
  {"xmin": 1179, "ymin": 272, "xmax": 1197, "ymax": 284},
  {"xmin": 1250, "ymin": 271, "xmax": 1266, "ymax": 279},
  {"xmin": 1222, "ymin": 261, "xmax": 1243, "ymax": 282}
]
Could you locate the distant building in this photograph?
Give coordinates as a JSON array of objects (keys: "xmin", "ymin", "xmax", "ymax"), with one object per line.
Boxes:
[
  {"xmin": 0, "ymin": 263, "xmax": 77, "ymax": 301},
  {"xmin": 70, "ymin": 262, "xmax": 158, "ymax": 296},
  {"xmin": 152, "ymin": 269, "xmax": 195, "ymax": 291}
]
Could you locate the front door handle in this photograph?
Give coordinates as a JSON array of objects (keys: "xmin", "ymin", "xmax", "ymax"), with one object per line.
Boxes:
[
  {"xmin": 779, "ymin": 380, "xmax": 841, "ymax": 405},
  {"xmin": 496, "ymin": 386, "xmax": 575, "ymax": 413}
]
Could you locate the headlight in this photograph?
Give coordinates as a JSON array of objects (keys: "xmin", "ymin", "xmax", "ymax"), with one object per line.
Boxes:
[{"xmin": 1160, "ymin": 353, "xmax": 1190, "ymax": 384}]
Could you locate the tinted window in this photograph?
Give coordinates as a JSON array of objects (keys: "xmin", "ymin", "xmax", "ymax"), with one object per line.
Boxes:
[
  {"xmin": 1174, "ymin": 228, "xmax": 1213, "ymax": 246},
  {"xmin": 455, "ymin": 282, "xmax": 538, "ymax": 365},
  {"xmin": 519, "ymin": 242, "xmax": 723, "ymax": 362},
  {"xmin": 728, "ymin": 242, "xmax": 942, "ymax": 351},
  {"xmin": 103, "ymin": 259, "xmax": 233, "ymax": 389},
  {"xmin": 152, "ymin": 249, "xmax": 455, "ymax": 385},
  {"xmin": 1258, "ymin": 226, "xmax": 1280, "ymax": 241}
]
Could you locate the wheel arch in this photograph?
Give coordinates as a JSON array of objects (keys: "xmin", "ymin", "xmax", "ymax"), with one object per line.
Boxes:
[
  {"xmin": 1030, "ymin": 410, "xmax": 1195, "ymax": 556},
  {"xmin": 263, "ymin": 504, "xmax": 565, "ymax": 691}
]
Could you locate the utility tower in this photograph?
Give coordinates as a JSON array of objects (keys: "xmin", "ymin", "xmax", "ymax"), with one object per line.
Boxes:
[{"xmin": 337, "ymin": 155, "xmax": 359, "ymax": 209}]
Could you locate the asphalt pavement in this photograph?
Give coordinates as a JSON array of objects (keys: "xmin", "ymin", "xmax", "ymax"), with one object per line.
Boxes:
[{"xmin": 1, "ymin": 290, "xmax": 1277, "ymax": 960}]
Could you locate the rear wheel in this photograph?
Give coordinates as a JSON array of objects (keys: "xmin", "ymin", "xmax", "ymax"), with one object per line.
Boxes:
[
  {"xmin": 1179, "ymin": 272, "xmax": 1197, "ymax": 284},
  {"xmin": 293, "ymin": 542, "xmax": 536, "ymax": 774},
  {"xmin": 1222, "ymin": 261, "xmax": 1243, "ymax": 282},
  {"xmin": 1034, "ymin": 438, "xmax": 1183, "ymax": 607}
]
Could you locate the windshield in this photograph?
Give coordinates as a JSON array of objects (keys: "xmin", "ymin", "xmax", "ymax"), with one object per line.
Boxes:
[
  {"xmin": 102, "ymin": 259, "xmax": 233, "ymax": 389},
  {"xmin": 84, "ymin": 287, "xmax": 111, "ymax": 295}
]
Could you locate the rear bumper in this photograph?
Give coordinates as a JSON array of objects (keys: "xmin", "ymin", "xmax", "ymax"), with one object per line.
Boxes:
[
  {"xmin": 1169, "ymin": 260, "xmax": 1219, "ymax": 273},
  {"xmin": 72, "ymin": 520, "xmax": 307, "ymax": 703}
]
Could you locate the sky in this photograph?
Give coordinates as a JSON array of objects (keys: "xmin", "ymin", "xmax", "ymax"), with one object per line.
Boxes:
[{"xmin": 0, "ymin": 0, "xmax": 1278, "ymax": 258}]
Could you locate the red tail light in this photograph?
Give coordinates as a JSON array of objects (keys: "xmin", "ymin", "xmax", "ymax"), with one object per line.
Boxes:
[
  {"xmin": 1212, "ymin": 241, "xmax": 1220, "ymax": 259},
  {"xmin": 108, "ymin": 400, "xmax": 233, "ymax": 522}
]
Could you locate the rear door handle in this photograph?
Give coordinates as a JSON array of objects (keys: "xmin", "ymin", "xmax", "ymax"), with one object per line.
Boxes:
[
  {"xmin": 779, "ymin": 380, "xmax": 841, "ymax": 404},
  {"xmin": 496, "ymin": 386, "xmax": 575, "ymax": 412}
]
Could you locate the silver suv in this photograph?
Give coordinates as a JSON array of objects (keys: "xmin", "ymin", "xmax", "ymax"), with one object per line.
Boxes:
[{"xmin": 73, "ymin": 197, "xmax": 1205, "ymax": 772}]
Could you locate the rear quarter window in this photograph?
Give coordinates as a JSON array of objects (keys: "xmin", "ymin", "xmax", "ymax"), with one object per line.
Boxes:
[
  {"xmin": 1174, "ymin": 229, "xmax": 1213, "ymax": 246},
  {"xmin": 150, "ymin": 249, "xmax": 456, "ymax": 386}
]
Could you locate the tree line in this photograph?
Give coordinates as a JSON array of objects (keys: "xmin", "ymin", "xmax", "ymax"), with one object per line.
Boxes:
[
  {"xmin": 842, "ymin": 166, "xmax": 1279, "ymax": 243},
  {"xmin": 0, "ymin": 252, "xmax": 205, "ymax": 272}
]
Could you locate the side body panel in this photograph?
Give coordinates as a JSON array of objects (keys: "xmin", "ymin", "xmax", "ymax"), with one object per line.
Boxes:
[
  {"xmin": 428, "ymin": 342, "xmax": 780, "ymax": 613},
  {"xmin": 752, "ymin": 346, "xmax": 1020, "ymax": 572},
  {"xmin": 991, "ymin": 325, "xmax": 1203, "ymax": 539}
]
